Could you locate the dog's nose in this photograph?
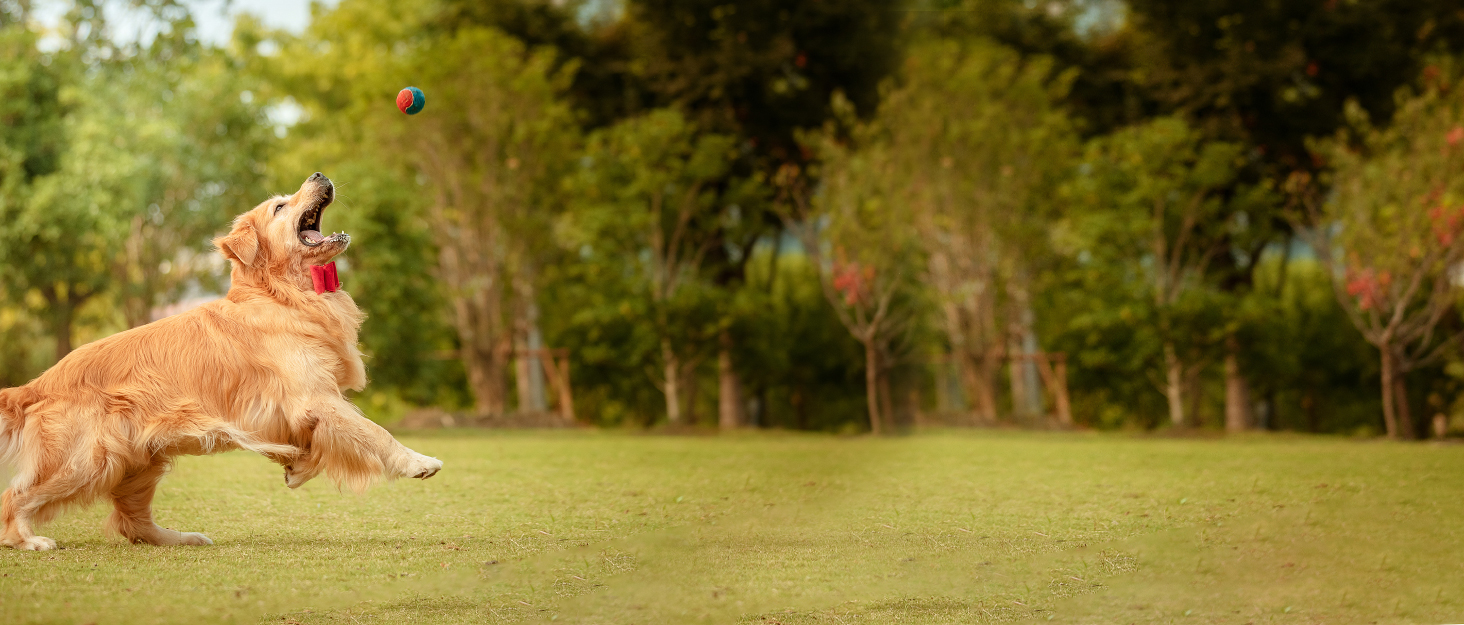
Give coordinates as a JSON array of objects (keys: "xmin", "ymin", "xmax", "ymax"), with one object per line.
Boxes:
[{"xmin": 309, "ymin": 172, "xmax": 325, "ymax": 182}]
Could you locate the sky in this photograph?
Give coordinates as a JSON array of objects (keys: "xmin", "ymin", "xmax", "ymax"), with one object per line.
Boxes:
[
  {"xmin": 32, "ymin": 0, "xmax": 338, "ymax": 46},
  {"xmin": 30, "ymin": 0, "xmax": 337, "ymax": 130},
  {"xmin": 193, "ymin": 0, "xmax": 334, "ymax": 43}
]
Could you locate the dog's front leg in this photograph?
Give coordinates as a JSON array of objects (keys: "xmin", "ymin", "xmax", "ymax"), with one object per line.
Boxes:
[{"xmin": 284, "ymin": 396, "xmax": 441, "ymax": 491}]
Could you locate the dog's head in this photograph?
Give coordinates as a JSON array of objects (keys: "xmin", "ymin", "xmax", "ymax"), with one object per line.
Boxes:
[{"xmin": 215, "ymin": 172, "xmax": 348, "ymax": 289}]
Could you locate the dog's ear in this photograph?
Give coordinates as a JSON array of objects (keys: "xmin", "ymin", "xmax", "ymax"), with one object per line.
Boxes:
[{"xmin": 215, "ymin": 223, "xmax": 260, "ymax": 267}]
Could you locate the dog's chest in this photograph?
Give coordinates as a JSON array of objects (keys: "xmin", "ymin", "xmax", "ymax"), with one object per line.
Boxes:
[{"xmin": 243, "ymin": 297, "xmax": 367, "ymax": 393}]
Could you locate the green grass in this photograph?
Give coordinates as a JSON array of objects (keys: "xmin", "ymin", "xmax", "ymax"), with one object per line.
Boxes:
[{"xmin": 1, "ymin": 430, "xmax": 1461, "ymax": 624}]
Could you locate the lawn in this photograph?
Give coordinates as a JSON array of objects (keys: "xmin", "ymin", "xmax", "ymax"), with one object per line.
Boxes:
[{"xmin": 1, "ymin": 430, "xmax": 1460, "ymax": 624}]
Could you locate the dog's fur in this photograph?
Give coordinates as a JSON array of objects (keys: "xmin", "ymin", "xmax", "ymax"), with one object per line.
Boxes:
[{"xmin": 0, "ymin": 173, "xmax": 441, "ymax": 551}]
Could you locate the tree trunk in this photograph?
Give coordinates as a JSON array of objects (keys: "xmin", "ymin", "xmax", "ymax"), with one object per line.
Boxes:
[
  {"xmin": 1393, "ymin": 371, "xmax": 1415, "ymax": 440},
  {"xmin": 513, "ymin": 278, "xmax": 548, "ymax": 414},
  {"xmin": 1224, "ymin": 335, "xmax": 1251, "ymax": 433},
  {"xmin": 1007, "ymin": 280, "xmax": 1044, "ymax": 420},
  {"xmin": 123, "ymin": 215, "xmax": 151, "ymax": 329},
  {"xmin": 935, "ymin": 354, "xmax": 955, "ymax": 413},
  {"xmin": 967, "ymin": 349, "xmax": 1000, "ymax": 424},
  {"xmin": 683, "ymin": 357, "xmax": 701, "ymax": 425},
  {"xmin": 51, "ymin": 299, "xmax": 74, "ymax": 362},
  {"xmin": 864, "ymin": 339, "xmax": 882, "ymax": 435},
  {"xmin": 717, "ymin": 330, "xmax": 743, "ymax": 430},
  {"xmin": 514, "ymin": 343, "xmax": 533, "ymax": 415},
  {"xmin": 792, "ymin": 387, "xmax": 807, "ymax": 430},
  {"xmin": 1184, "ymin": 363, "xmax": 1203, "ymax": 427},
  {"xmin": 1018, "ymin": 330, "xmax": 1045, "ymax": 417},
  {"xmin": 1054, "ymin": 355, "xmax": 1073, "ymax": 426},
  {"xmin": 1379, "ymin": 347, "xmax": 1399, "ymax": 438},
  {"xmin": 464, "ymin": 342, "xmax": 507, "ymax": 419},
  {"xmin": 457, "ymin": 315, "xmax": 508, "ymax": 419},
  {"xmin": 525, "ymin": 317, "xmax": 547, "ymax": 410},
  {"xmin": 440, "ymin": 236, "xmax": 508, "ymax": 419},
  {"xmin": 662, "ymin": 337, "xmax": 683, "ymax": 425},
  {"xmin": 1301, "ymin": 389, "xmax": 1317, "ymax": 432},
  {"xmin": 1034, "ymin": 353, "xmax": 1073, "ymax": 427},
  {"xmin": 1008, "ymin": 347, "xmax": 1030, "ymax": 421},
  {"xmin": 125, "ymin": 296, "xmax": 150, "ymax": 329},
  {"xmin": 878, "ymin": 357, "xmax": 894, "ymax": 430},
  {"xmin": 1163, "ymin": 341, "xmax": 1186, "ymax": 427}
]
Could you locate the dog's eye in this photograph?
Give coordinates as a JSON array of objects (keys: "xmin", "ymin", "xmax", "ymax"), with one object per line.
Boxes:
[{"xmin": 274, "ymin": 203, "xmax": 286, "ymax": 214}]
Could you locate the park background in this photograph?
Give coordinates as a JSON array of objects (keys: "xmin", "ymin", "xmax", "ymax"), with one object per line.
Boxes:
[
  {"xmin": 3, "ymin": 2, "xmax": 1464, "ymax": 624},
  {"xmin": 3, "ymin": 0, "xmax": 1464, "ymax": 439}
]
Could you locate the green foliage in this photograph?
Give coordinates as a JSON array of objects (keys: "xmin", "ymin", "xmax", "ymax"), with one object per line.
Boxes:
[
  {"xmin": 0, "ymin": 27, "xmax": 63, "ymax": 183},
  {"xmin": 621, "ymin": 0, "xmax": 901, "ymax": 157},
  {"xmin": 324, "ymin": 162, "xmax": 469, "ymax": 410},
  {"xmin": 1126, "ymin": 0, "xmax": 1464, "ymax": 159},
  {"xmin": 850, "ymin": 36, "xmax": 1080, "ymax": 423},
  {"xmin": 268, "ymin": 4, "xmax": 582, "ymax": 412},
  {"xmin": 0, "ymin": 7, "xmax": 273, "ymax": 372},
  {"xmin": 1056, "ymin": 117, "xmax": 1273, "ymax": 425},
  {"xmin": 4, "ymin": 0, "xmax": 1460, "ymax": 436},
  {"xmin": 565, "ymin": 109, "xmax": 739, "ymax": 272},
  {"xmin": 802, "ymin": 98, "xmax": 926, "ymax": 325},
  {"xmin": 562, "ymin": 108, "xmax": 753, "ymax": 424},
  {"xmin": 731, "ymin": 251, "xmax": 867, "ymax": 430},
  {"xmin": 1246, "ymin": 255, "xmax": 1380, "ymax": 433},
  {"xmin": 1320, "ymin": 63, "xmax": 1464, "ymax": 326}
]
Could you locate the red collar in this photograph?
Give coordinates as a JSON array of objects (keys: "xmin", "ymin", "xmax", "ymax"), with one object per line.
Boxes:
[{"xmin": 310, "ymin": 262, "xmax": 341, "ymax": 294}]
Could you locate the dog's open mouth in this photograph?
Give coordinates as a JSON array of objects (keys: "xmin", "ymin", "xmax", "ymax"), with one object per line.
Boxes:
[{"xmin": 297, "ymin": 189, "xmax": 341, "ymax": 247}]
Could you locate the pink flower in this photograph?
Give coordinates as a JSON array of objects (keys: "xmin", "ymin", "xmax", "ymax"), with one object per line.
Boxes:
[
  {"xmin": 1431, "ymin": 204, "xmax": 1464, "ymax": 247},
  {"xmin": 1448, "ymin": 126, "xmax": 1464, "ymax": 147},
  {"xmin": 1346, "ymin": 267, "xmax": 1389, "ymax": 311},
  {"xmin": 832, "ymin": 260, "xmax": 874, "ymax": 306}
]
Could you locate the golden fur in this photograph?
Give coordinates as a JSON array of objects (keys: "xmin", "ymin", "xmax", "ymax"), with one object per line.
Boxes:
[{"xmin": 0, "ymin": 173, "xmax": 441, "ymax": 551}]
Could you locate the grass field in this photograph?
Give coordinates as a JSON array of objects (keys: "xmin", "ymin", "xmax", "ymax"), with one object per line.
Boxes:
[{"xmin": 1, "ymin": 430, "xmax": 1461, "ymax": 624}]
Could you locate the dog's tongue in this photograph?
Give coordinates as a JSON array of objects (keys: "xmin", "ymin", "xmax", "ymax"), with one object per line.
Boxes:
[{"xmin": 303, "ymin": 230, "xmax": 325, "ymax": 244}]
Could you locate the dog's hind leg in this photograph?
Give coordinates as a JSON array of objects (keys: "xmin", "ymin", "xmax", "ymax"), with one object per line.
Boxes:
[
  {"xmin": 106, "ymin": 459, "xmax": 211, "ymax": 546},
  {"xmin": 0, "ymin": 392, "xmax": 66, "ymax": 551},
  {"xmin": 0, "ymin": 488, "xmax": 56, "ymax": 551},
  {"xmin": 1, "ymin": 448, "xmax": 112, "ymax": 551}
]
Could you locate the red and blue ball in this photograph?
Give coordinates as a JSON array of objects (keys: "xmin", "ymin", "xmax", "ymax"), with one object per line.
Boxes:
[{"xmin": 396, "ymin": 87, "xmax": 425, "ymax": 115}]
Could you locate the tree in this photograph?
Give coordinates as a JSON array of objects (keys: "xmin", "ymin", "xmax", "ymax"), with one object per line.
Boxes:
[
  {"xmin": 1119, "ymin": 0, "xmax": 1464, "ymax": 430},
  {"xmin": 1295, "ymin": 67, "xmax": 1464, "ymax": 439},
  {"xmin": 0, "ymin": 25, "xmax": 75, "ymax": 360},
  {"xmin": 393, "ymin": 29, "xmax": 578, "ymax": 419},
  {"xmin": 271, "ymin": 2, "xmax": 580, "ymax": 419},
  {"xmin": 1126, "ymin": 0, "xmax": 1464, "ymax": 170},
  {"xmin": 0, "ymin": 3, "xmax": 270, "ymax": 364},
  {"xmin": 778, "ymin": 100, "xmax": 922, "ymax": 434},
  {"xmin": 566, "ymin": 108, "xmax": 750, "ymax": 425},
  {"xmin": 1063, "ymin": 117, "xmax": 1270, "ymax": 427},
  {"xmin": 600, "ymin": 0, "xmax": 901, "ymax": 429},
  {"xmin": 871, "ymin": 37, "xmax": 1078, "ymax": 423},
  {"xmin": 107, "ymin": 26, "xmax": 272, "ymax": 329}
]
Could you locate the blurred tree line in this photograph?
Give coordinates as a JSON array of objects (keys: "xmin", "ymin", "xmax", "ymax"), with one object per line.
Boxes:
[{"xmin": 4, "ymin": 0, "xmax": 1464, "ymax": 439}]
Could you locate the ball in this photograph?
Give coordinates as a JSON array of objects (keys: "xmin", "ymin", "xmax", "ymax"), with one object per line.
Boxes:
[{"xmin": 396, "ymin": 87, "xmax": 425, "ymax": 115}]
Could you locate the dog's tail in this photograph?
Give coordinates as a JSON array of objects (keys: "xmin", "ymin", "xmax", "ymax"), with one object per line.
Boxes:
[
  {"xmin": 207, "ymin": 423, "xmax": 301, "ymax": 465},
  {"xmin": 138, "ymin": 412, "xmax": 301, "ymax": 467},
  {"xmin": 0, "ymin": 386, "xmax": 37, "ymax": 468}
]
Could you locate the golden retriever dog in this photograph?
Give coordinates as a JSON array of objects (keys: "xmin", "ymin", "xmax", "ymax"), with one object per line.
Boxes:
[{"xmin": 0, "ymin": 172, "xmax": 441, "ymax": 551}]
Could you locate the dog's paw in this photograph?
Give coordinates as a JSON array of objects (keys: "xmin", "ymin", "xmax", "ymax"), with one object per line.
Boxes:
[
  {"xmin": 13, "ymin": 536, "xmax": 56, "ymax": 551},
  {"xmin": 404, "ymin": 454, "xmax": 443, "ymax": 480},
  {"xmin": 283, "ymin": 461, "xmax": 320, "ymax": 489},
  {"xmin": 176, "ymin": 532, "xmax": 213, "ymax": 546}
]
